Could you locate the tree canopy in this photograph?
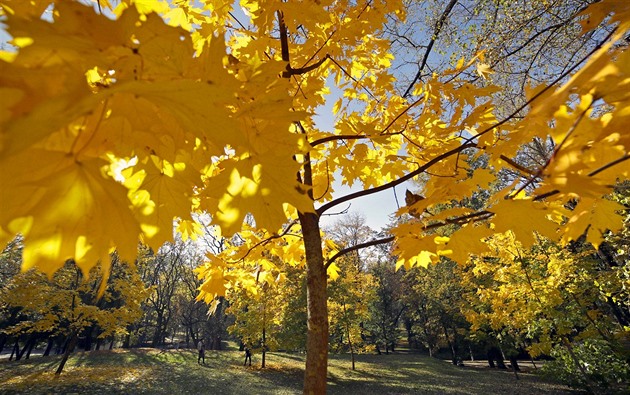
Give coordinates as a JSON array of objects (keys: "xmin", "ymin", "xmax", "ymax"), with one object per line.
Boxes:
[{"xmin": 1, "ymin": 0, "xmax": 629, "ymax": 393}]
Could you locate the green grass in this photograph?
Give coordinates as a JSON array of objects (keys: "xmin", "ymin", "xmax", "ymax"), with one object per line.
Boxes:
[{"xmin": 0, "ymin": 349, "xmax": 581, "ymax": 394}]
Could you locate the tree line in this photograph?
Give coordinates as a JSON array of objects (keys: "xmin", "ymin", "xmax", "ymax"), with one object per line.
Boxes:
[{"xmin": 2, "ymin": 198, "xmax": 628, "ymax": 393}]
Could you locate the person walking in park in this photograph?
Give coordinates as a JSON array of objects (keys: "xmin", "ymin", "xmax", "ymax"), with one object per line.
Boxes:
[
  {"xmin": 197, "ymin": 339, "xmax": 205, "ymax": 365},
  {"xmin": 244, "ymin": 346, "xmax": 252, "ymax": 366}
]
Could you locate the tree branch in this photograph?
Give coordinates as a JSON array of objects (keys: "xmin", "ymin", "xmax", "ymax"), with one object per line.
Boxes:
[
  {"xmin": 317, "ymin": 142, "xmax": 476, "ymax": 216},
  {"xmin": 402, "ymin": 0, "xmax": 458, "ymax": 98},
  {"xmin": 310, "ymin": 134, "xmax": 371, "ymax": 147},
  {"xmin": 325, "ymin": 236, "xmax": 395, "ymax": 268},
  {"xmin": 464, "ymin": 28, "xmax": 616, "ymax": 147},
  {"xmin": 283, "ymin": 55, "xmax": 330, "ymax": 77},
  {"xmin": 588, "ymin": 154, "xmax": 630, "ymax": 177},
  {"xmin": 228, "ymin": 220, "xmax": 299, "ymax": 264},
  {"xmin": 499, "ymin": 154, "xmax": 538, "ymax": 176},
  {"xmin": 277, "ymin": 10, "xmax": 290, "ymax": 62},
  {"xmin": 324, "ymin": 208, "xmax": 496, "ymax": 268},
  {"xmin": 309, "ymin": 95, "xmax": 423, "ymax": 147}
]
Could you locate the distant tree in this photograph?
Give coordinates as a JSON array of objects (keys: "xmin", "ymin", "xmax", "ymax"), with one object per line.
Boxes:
[
  {"xmin": 227, "ymin": 279, "xmax": 284, "ymax": 368},
  {"xmin": 0, "ymin": 254, "xmax": 147, "ymax": 374},
  {"xmin": 275, "ymin": 265, "xmax": 308, "ymax": 352},
  {"xmin": 366, "ymin": 257, "xmax": 406, "ymax": 355},
  {"xmin": 325, "ymin": 214, "xmax": 377, "ymax": 369},
  {"xmin": 401, "ymin": 259, "xmax": 470, "ymax": 362}
]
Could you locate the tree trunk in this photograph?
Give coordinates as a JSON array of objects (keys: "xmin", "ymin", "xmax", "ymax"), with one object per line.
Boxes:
[
  {"xmin": 300, "ymin": 211, "xmax": 328, "ymax": 395},
  {"xmin": 342, "ymin": 300, "xmax": 356, "ymax": 371},
  {"xmin": 9, "ymin": 339, "xmax": 19, "ymax": 361},
  {"xmin": 56, "ymin": 333, "xmax": 78, "ymax": 376},
  {"xmin": 262, "ymin": 327, "xmax": 266, "ymax": 369},
  {"xmin": 123, "ymin": 333, "xmax": 131, "ymax": 349},
  {"xmin": 84, "ymin": 326, "xmax": 94, "ymax": 351},
  {"xmin": 16, "ymin": 336, "xmax": 32, "ymax": 361},
  {"xmin": 442, "ymin": 323, "xmax": 457, "ymax": 365},
  {"xmin": 25, "ymin": 337, "xmax": 36, "ymax": 359},
  {"xmin": 153, "ymin": 312, "xmax": 163, "ymax": 347},
  {"xmin": 44, "ymin": 338, "xmax": 54, "ymax": 356}
]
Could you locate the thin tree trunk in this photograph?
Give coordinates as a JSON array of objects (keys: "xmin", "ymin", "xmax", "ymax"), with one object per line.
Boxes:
[
  {"xmin": 56, "ymin": 333, "xmax": 78, "ymax": 376},
  {"xmin": 84, "ymin": 326, "xmax": 94, "ymax": 351},
  {"xmin": 153, "ymin": 313, "xmax": 163, "ymax": 347},
  {"xmin": 530, "ymin": 355, "xmax": 538, "ymax": 369},
  {"xmin": 9, "ymin": 339, "xmax": 19, "ymax": 361},
  {"xmin": 562, "ymin": 337, "xmax": 598, "ymax": 394},
  {"xmin": 442, "ymin": 323, "xmax": 457, "ymax": 365},
  {"xmin": 300, "ymin": 211, "xmax": 328, "ymax": 395},
  {"xmin": 262, "ymin": 327, "xmax": 266, "ymax": 368},
  {"xmin": 25, "ymin": 337, "xmax": 37, "ymax": 359},
  {"xmin": 44, "ymin": 338, "xmax": 54, "ymax": 356},
  {"xmin": 16, "ymin": 336, "xmax": 32, "ymax": 361},
  {"xmin": 342, "ymin": 299, "xmax": 355, "ymax": 370}
]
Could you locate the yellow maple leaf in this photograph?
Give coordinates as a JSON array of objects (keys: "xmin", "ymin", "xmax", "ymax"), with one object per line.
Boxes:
[
  {"xmin": 476, "ymin": 63, "xmax": 494, "ymax": 79},
  {"xmin": 490, "ymin": 195, "xmax": 559, "ymax": 247},
  {"xmin": 210, "ymin": 154, "xmax": 313, "ymax": 235},
  {"xmin": 445, "ymin": 223, "xmax": 493, "ymax": 264},
  {"xmin": 0, "ymin": 149, "xmax": 139, "ymax": 276},
  {"xmin": 562, "ymin": 197, "xmax": 626, "ymax": 248},
  {"xmin": 128, "ymin": 156, "xmax": 198, "ymax": 249},
  {"xmin": 327, "ymin": 262, "xmax": 341, "ymax": 281}
]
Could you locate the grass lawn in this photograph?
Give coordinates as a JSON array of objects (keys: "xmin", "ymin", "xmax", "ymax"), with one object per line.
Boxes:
[{"xmin": 0, "ymin": 348, "xmax": 581, "ymax": 394}]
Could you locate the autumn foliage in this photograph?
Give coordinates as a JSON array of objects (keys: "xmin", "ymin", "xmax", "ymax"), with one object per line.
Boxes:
[{"xmin": 1, "ymin": 0, "xmax": 630, "ymax": 393}]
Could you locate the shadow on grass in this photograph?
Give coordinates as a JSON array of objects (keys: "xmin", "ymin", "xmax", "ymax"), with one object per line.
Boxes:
[{"xmin": 0, "ymin": 349, "xmax": 581, "ymax": 395}]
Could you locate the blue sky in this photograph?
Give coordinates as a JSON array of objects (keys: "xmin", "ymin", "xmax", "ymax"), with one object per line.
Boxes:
[{"xmin": 312, "ymin": 83, "xmax": 414, "ymax": 232}]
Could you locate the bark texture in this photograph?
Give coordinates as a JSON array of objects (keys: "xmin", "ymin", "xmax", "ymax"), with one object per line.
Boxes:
[{"xmin": 300, "ymin": 211, "xmax": 328, "ymax": 395}]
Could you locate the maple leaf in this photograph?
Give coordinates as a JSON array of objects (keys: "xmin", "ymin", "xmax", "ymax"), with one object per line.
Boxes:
[
  {"xmin": 327, "ymin": 262, "xmax": 341, "ymax": 281},
  {"xmin": 127, "ymin": 155, "xmax": 199, "ymax": 249},
  {"xmin": 476, "ymin": 63, "xmax": 494, "ymax": 79},
  {"xmin": 0, "ymin": 150, "xmax": 139, "ymax": 276},
  {"xmin": 490, "ymin": 194, "xmax": 559, "ymax": 247},
  {"xmin": 562, "ymin": 197, "xmax": 626, "ymax": 248},
  {"xmin": 207, "ymin": 154, "xmax": 313, "ymax": 235},
  {"xmin": 391, "ymin": 222, "xmax": 441, "ymax": 269},
  {"xmin": 195, "ymin": 256, "xmax": 229, "ymax": 301},
  {"xmin": 445, "ymin": 223, "xmax": 493, "ymax": 264}
]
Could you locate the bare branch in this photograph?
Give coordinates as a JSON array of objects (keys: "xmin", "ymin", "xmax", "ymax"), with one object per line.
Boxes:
[
  {"xmin": 320, "ymin": 203, "xmax": 352, "ymax": 218},
  {"xmin": 317, "ymin": 142, "xmax": 477, "ymax": 216},
  {"xmin": 284, "ymin": 55, "xmax": 330, "ymax": 77},
  {"xmin": 325, "ymin": 236, "xmax": 394, "ymax": 268},
  {"xmin": 499, "ymin": 154, "xmax": 538, "ymax": 176},
  {"xmin": 402, "ymin": 0, "xmax": 458, "ymax": 98},
  {"xmin": 465, "ymin": 28, "xmax": 616, "ymax": 147}
]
